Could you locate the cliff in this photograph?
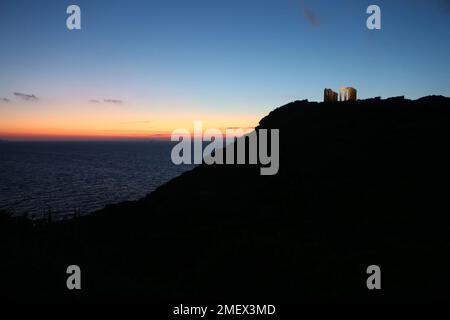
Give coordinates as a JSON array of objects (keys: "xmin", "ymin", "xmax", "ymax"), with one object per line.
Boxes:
[{"xmin": 2, "ymin": 96, "xmax": 450, "ymax": 300}]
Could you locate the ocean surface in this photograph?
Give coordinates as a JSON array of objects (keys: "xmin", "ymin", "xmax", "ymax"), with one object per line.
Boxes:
[{"xmin": 0, "ymin": 141, "xmax": 194, "ymax": 219}]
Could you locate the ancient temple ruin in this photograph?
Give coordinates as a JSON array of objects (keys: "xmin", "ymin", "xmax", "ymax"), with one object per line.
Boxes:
[
  {"xmin": 339, "ymin": 87, "xmax": 357, "ymax": 101},
  {"xmin": 323, "ymin": 87, "xmax": 357, "ymax": 102},
  {"xmin": 324, "ymin": 88, "xmax": 338, "ymax": 102}
]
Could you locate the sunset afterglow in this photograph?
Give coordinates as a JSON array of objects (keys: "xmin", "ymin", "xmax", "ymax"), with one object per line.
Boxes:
[{"xmin": 0, "ymin": 100, "xmax": 260, "ymax": 140}]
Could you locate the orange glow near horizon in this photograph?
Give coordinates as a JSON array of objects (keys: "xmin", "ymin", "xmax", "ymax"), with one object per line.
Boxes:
[{"xmin": 0, "ymin": 102, "xmax": 261, "ymax": 140}]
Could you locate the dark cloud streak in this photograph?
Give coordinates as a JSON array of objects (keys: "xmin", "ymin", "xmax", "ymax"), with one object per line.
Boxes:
[
  {"xmin": 299, "ymin": 0, "xmax": 320, "ymax": 27},
  {"xmin": 104, "ymin": 99, "xmax": 123, "ymax": 104},
  {"xmin": 14, "ymin": 92, "xmax": 38, "ymax": 101}
]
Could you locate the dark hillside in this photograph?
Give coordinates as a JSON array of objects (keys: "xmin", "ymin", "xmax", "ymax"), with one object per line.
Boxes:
[{"xmin": 2, "ymin": 96, "xmax": 450, "ymax": 300}]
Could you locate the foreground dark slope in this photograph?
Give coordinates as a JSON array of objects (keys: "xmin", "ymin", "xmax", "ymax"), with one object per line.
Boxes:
[{"xmin": 2, "ymin": 96, "xmax": 450, "ymax": 299}]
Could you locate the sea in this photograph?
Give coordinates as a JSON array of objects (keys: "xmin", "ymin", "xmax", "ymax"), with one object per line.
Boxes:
[{"xmin": 0, "ymin": 141, "xmax": 194, "ymax": 219}]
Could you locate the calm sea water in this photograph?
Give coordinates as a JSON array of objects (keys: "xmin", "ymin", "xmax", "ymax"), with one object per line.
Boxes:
[{"xmin": 0, "ymin": 141, "xmax": 194, "ymax": 219}]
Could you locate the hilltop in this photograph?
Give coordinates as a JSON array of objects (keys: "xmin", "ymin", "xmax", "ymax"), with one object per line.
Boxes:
[{"xmin": 2, "ymin": 95, "xmax": 450, "ymax": 300}]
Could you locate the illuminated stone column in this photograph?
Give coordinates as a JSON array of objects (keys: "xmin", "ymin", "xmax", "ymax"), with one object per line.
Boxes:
[
  {"xmin": 339, "ymin": 87, "xmax": 357, "ymax": 102},
  {"xmin": 339, "ymin": 87, "xmax": 345, "ymax": 101}
]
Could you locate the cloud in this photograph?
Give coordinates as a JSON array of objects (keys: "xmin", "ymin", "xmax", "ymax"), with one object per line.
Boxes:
[
  {"xmin": 104, "ymin": 99, "xmax": 123, "ymax": 104},
  {"xmin": 91, "ymin": 99, "xmax": 125, "ymax": 104},
  {"xmin": 14, "ymin": 92, "xmax": 39, "ymax": 101},
  {"xmin": 1, "ymin": 98, "xmax": 10, "ymax": 103},
  {"xmin": 299, "ymin": 0, "xmax": 320, "ymax": 27}
]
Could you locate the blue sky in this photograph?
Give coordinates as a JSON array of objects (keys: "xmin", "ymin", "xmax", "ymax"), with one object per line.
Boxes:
[{"xmin": 1, "ymin": 0, "xmax": 450, "ymax": 138}]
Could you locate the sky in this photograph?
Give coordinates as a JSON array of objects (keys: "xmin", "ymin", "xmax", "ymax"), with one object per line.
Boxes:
[{"xmin": 1, "ymin": 0, "xmax": 450, "ymax": 140}]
